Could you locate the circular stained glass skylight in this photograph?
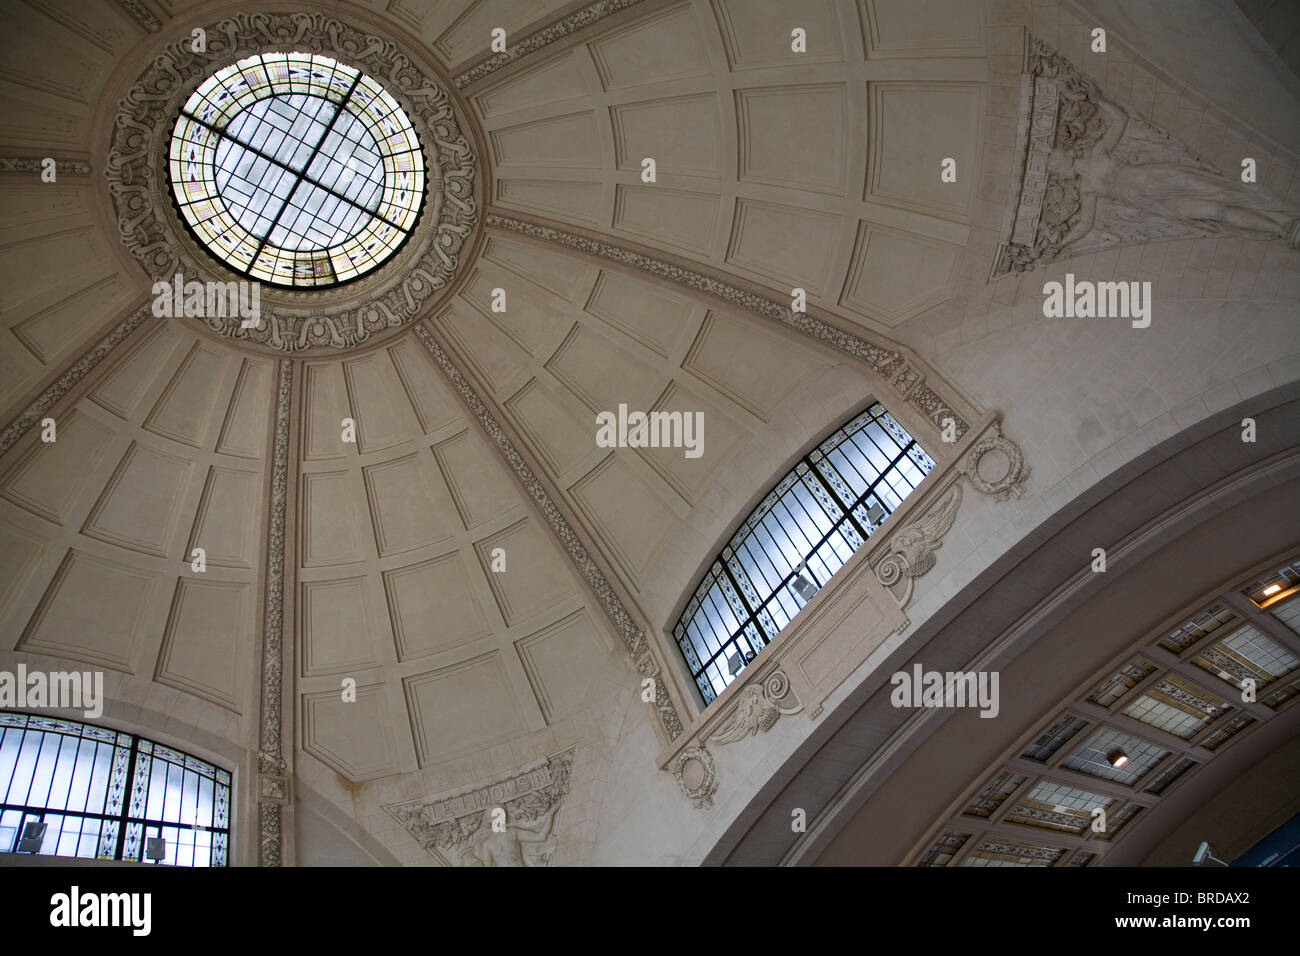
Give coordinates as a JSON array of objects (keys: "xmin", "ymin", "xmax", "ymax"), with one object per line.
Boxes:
[{"xmin": 168, "ymin": 52, "xmax": 426, "ymax": 289}]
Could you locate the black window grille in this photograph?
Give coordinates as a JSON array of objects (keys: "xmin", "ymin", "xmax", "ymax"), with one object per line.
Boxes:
[
  {"xmin": 673, "ymin": 402, "xmax": 934, "ymax": 704},
  {"xmin": 0, "ymin": 712, "xmax": 231, "ymax": 866}
]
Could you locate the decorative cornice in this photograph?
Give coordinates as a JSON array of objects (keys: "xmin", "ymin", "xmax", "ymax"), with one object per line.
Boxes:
[
  {"xmin": 0, "ymin": 158, "xmax": 91, "ymax": 175},
  {"xmin": 0, "ymin": 306, "xmax": 151, "ymax": 461},
  {"xmin": 257, "ymin": 359, "xmax": 293, "ymax": 866},
  {"xmin": 116, "ymin": 0, "xmax": 160, "ymax": 33},
  {"xmin": 384, "ymin": 747, "xmax": 575, "ymax": 866},
  {"xmin": 106, "ymin": 12, "xmax": 479, "ymax": 354},
  {"xmin": 484, "ymin": 213, "xmax": 971, "ymax": 440},
  {"xmin": 411, "ymin": 324, "xmax": 685, "ymax": 743},
  {"xmin": 452, "ymin": 0, "xmax": 645, "ymax": 89}
]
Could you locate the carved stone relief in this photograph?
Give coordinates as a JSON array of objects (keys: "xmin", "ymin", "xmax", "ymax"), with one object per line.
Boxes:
[
  {"xmin": 453, "ymin": 0, "xmax": 646, "ymax": 88},
  {"xmin": 994, "ymin": 35, "xmax": 1300, "ymax": 277},
  {"xmin": 105, "ymin": 12, "xmax": 479, "ymax": 354},
  {"xmin": 709, "ymin": 669, "xmax": 802, "ymax": 746},
  {"xmin": 115, "ymin": 0, "xmax": 160, "ymax": 33},
  {"xmin": 384, "ymin": 748, "xmax": 575, "ymax": 866},
  {"xmin": 0, "ymin": 158, "xmax": 90, "ymax": 175},
  {"xmin": 957, "ymin": 422, "xmax": 1031, "ymax": 501},
  {"xmin": 670, "ymin": 745, "xmax": 718, "ymax": 810}
]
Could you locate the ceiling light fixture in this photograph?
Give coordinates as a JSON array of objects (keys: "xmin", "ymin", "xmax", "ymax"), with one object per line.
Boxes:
[
  {"xmin": 1107, "ymin": 749, "xmax": 1129, "ymax": 768},
  {"xmin": 1262, "ymin": 583, "xmax": 1282, "ymax": 596}
]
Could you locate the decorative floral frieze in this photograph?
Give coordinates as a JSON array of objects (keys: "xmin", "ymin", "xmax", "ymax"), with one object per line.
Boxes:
[
  {"xmin": 384, "ymin": 748, "xmax": 575, "ymax": 866},
  {"xmin": 453, "ymin": 0, "xmax": 646, "ymax": 88},
  {"xmin": 116, "ymin": 0, "xmax": 160, "ymax": 33},
  {"xmin": 484, "ymin": 213, "xmax": 971, "ymax": 440},
  {"xmin": 0, "ymin": 158, "xmax": 90, "ymax": 175},
  {"xmin": 106, "ymin": 12, "xmax": 478, "ymax": 354},
  {"xmin": 0, "ymin": 306, "xmax": 151, "ymax": 460},
  {"xmin": 257, "ymin": 360, "xmax": 293, "ymax": 866}
]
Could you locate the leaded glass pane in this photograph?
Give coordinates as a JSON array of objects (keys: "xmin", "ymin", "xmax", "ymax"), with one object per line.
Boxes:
[
  {"xmin": 674, "ymin": 403, "xmax": 933, "ymax": 703},
  {"xmin": 0, "ymin": 716, "xmax": 232, "ymax": 866},
  {"xmin": 168, "ymin": 52, "xmax": 424, "ymax": 288}
]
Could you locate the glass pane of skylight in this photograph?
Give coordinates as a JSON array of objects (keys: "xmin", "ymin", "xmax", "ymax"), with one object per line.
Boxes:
[
  {"xmin": 1192, "ymin": 623, "xmax": 1300, "ymax": 689},
  {"xmin": 1120, "ymin": 673, "xmax": 1230, "ymax": 739},
  {"xmin": 1061, "ymin": 727, "xmax": 1168, "ymax": 784},
  {"xmin": 168, "ymin": 52, "xmax": 424, "ymax": 289}
]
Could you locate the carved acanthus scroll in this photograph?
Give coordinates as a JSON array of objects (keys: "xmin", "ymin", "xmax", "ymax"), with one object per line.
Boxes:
[{"xmin": 709, "ymin": 670, "xmax": 802, "ymax": 746}]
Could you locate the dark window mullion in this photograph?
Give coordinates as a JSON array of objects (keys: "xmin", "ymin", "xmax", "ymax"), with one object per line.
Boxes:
[
  {"xmin": 846, "ymin": 439, "xmax": 918, "ymax": 517},
  {"xmin": 251, "ymin": 71, "xmax": 362, "ymax": 264},
  {"xmin": 675, "ymin": 406, "xmax": 933, "ymax": 702}
]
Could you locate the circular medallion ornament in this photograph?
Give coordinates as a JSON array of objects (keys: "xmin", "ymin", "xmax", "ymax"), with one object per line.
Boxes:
[
  {"xmin": 106, "ymin": 12, "xmax": 480, "ymax": 354},
  {"xmin": 958, "ymin": 425, "xmax": 1031, "ymax": 501},
  {"xmin": 670, "ymin": 746, "xmax": 718, "ymax": 810}
]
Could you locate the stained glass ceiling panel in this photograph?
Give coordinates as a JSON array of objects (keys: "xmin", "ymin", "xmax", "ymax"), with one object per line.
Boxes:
[{"xmin": 167, "ymin": 52, "xmax": 425, "ymax": 289}]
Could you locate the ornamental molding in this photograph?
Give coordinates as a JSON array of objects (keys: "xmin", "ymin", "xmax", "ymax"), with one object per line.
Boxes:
[
  {"xmin": 453, "ymin": 0, "xmax": 646, "ymax": 89},
  {"xmin": 257, "ymin": 360, "xmax": 293, "ymax": 866},
  {"xmin": 957, "ymin": 421, "xmax": 1031, "ymax": 501},
  {"xmin": 383, "ymin": 747, "xmax": 575, "ymax": 866},
  {"xmin": 670, "ymin": 746, "xmax": 718, "ymax": 810},
  {"xmin": 106, "ymin": 11, "xmax": 480, "ymax": 355},
  {"xmin": 411, "ymin": 324, "xmax": 686, "ymax": 745},
  {"xmin": 484, "ymin": 213, "xmax": 972, "ymax": 442},
  {"xmin": 874, "ymin": 482, "xmax": 963, "ymax": 616},
  {"xmin": 709, "ymin": 669, "xmax": 802, "ymax": 746},
  {"xmin": 993, "ymin": 33, "xmax": 1299, "ymax": 277},
  {"xmin": 0, "ymin": 306, "xmax": 152, "ymax": 461},
  {"xmin": 871, "ymin": 420, "xmax": 1028, "ymax": 619},
  {"xmin": 116, "ymin": 0, "xmax": 160, "ymax": 33},
  {"xmin": 0, "ymin": 158, "xmax": 91, "ymax": 175}
]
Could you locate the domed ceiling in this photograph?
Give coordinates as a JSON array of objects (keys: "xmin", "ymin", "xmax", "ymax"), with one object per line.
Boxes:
[{"xmin": 0, "ymin": 0, "xmax": 1296, "ymax": 867}]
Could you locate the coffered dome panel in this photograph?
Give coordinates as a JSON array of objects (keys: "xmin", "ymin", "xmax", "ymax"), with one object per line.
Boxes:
[{"xmin": 471, "ymin": 0, "xmax": 985, "ymax": 343}]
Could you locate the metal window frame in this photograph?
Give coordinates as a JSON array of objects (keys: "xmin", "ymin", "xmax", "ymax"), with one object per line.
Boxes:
[
  {"xmin": 674, "ymin": 403, "xmax": 934, "ymax": 704},
  {"xmin": 0, "ymin": 714, "xmax": 231, "ymax": 866}
]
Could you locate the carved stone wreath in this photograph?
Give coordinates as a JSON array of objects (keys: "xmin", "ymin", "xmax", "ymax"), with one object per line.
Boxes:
[
  {"xmin": 106, "ymin": 12, "xmax": 479, "ymax": 354},
  {"xmin": 958, "ymin": 423, "xmax": 1030, "ymax": 501},
  {"xmin": 670, "ymin": 746, "xmax": 718, "ymax": 810}
]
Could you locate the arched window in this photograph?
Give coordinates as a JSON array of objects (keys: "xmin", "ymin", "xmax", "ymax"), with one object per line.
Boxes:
[
  {"xmin": 674, "ymin": 402, "xmax": 935, "ymax": 704},
  {"xmin": 0, "ymin": 713, "xmax": 231, "ymax": 866}
]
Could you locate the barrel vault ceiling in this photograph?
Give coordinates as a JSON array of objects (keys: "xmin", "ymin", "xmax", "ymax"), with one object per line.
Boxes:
[{"xmin": 0, "ymin": 0, "xmax": 1297, "ymax": 866}]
